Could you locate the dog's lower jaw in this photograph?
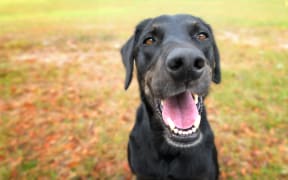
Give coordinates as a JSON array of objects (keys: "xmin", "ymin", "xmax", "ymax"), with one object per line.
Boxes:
[
  {"xmin": 147, "ymin": 93, "xmax": 204, "ymax": 149},
  {"xmin": 146, "ymin": 109, "xmax": 204, "ymax": 150},
  {"xmin": 164, "ymin": 130, "xmax": 203, "ymax": 149}
]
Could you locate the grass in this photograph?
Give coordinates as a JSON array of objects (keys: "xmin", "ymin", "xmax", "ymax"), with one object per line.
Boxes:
[{"xmin": 0, "ymin": 0, "xmax": 287, "ymax": 179}]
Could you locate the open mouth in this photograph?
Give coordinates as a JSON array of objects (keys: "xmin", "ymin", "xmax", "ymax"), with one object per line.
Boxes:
[{"xmin": 157, "ymin": 91, "xmax": 203, "ymax": 148}]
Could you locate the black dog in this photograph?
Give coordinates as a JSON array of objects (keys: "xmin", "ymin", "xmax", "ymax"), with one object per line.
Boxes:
[{"xmin": 121, "ymin": 14, "xmax": 221, "ymax": 180}]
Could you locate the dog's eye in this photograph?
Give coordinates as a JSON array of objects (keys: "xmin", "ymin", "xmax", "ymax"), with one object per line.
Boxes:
[
  {"xmin": 196, "ymin": 32, "xmax": 209, "ymax": 41},
  {"xmin": 143, "ymin": 37, "xmax": 156, "ymax": 45}
]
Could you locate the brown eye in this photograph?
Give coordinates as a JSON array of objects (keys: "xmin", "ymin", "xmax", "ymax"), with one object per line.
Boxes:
[
  {"xmin": 197, "ymin": 33, "xmax": 208, "ymax": 41},
  {"xmin": 143, "ymin": 37, "xmax": 155, "ymax": 45}
]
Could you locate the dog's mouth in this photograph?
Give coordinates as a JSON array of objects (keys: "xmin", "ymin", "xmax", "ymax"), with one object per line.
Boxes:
[{"xmin": 156, "ymin": 91, "xmax": 203, "ymax": 148}]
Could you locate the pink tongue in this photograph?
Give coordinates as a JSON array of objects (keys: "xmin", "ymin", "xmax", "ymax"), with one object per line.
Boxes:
[{"xmin": 162, "ymin": 92, "xmax": 198, "ymax": 129}]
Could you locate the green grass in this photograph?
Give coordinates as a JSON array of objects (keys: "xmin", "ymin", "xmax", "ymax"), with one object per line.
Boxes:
[
  {"xmin": 0, "ymin": 0, "xmax": 287, "ymax": 179},
  {"xmin": 0, "ymin": 0, "xmax": 287, "ymax": 32}
]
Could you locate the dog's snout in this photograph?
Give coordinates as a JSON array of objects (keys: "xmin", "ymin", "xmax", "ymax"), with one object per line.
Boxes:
[{"xmin": 166, "ymin": 48, "xmax": 205, "ymax": 81}]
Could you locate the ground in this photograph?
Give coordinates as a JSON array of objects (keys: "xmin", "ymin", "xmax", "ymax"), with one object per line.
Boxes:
[{"xmin": 0, "ymin": 0, "xmax": 288, "ymax": 179}]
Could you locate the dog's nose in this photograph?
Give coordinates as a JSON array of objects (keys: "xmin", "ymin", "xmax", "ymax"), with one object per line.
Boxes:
[{"xmin": 166, "ymin": 48, "xmax": 205, "ymax": 81}]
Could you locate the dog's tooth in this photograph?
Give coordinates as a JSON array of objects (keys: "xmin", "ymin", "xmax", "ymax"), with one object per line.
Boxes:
[
  {"xmin": 194, "ymin": 115, "xmax": 201, "ymax": 129},
  {"xmin": 173, "ymin": 128, "xmax": 178, "ymax": 134},
  {"xmin": 188, "ymin": 130, "xmax": 193, "ymax": 134},
  {"xmin": 192, "ymin": 128, "xmax": 196, "ymax": 133},
  {"xmin": 194, "ymin": 94, "xmax": 198, "ymax": 104},
  {"xmin": 167, "ymin": 117, "xmax": 175, "ymax": 130},
  {"xmin": 169, "ymin": 123, "xmax": 175, "ymax": 130}
]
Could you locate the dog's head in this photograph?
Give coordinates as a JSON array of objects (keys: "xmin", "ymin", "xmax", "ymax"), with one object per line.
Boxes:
[{"xmin": 121, "ymin": 14, "xmax": 221, "ymax": 148}]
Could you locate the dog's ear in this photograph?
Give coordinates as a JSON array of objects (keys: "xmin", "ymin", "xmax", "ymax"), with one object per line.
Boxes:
[
  {"xmin": 121, "ymin": 36, "xmax": 135, "ymax": 90},
  {"xmin": 121, "ymin": 18, "xmax": 151, "ymax": 90},
  {"xmin": 205, "ymin": 24, "xmax": 221, "ymax": 84},
  {"xmin": 211, "ymin": 40, "xmax": 221, "ymax": 84}
]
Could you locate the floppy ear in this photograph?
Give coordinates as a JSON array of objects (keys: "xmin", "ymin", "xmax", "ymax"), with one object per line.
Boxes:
[
  {"xmin": 120, "ymin": 18, "xmax": 152, "ymax": 90},
  {"xmin": 211, "ymin": 40, "xmax": 221, "ymax": 84},
  {"xmin": 121, "ymin": 36, "xmax": 135, "ymax": 90},
  {"xmin": 206, "ymin": 24, "xmax": 221, "ymax": 84}
]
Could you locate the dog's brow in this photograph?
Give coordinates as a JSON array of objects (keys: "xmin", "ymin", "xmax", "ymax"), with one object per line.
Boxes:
[
  {"xmin": 187, "ymin": 20, "xmax": 199, "ymax": 27},
  {"xmin": 149, "ymin": 23, "xmax": 165, "ymax": 35},
  {"xmin": 152, "ymin": 23, "xmax": 167, "ymax": 30},
  {"xmin": 186, "ymin": 20, "xmax": 200, "ymax": 31}
]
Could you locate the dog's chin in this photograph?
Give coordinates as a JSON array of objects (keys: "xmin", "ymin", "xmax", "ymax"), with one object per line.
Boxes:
[
  {"xmin": 153, "ymin": 91, "xmax": 204, "ymax": 149},
  {"xmin": 164, "ymin": 128, "xmax": 202, "ymax": 149}
]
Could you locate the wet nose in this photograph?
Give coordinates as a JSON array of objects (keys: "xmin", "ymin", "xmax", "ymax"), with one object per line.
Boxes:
[{"xmin": 166, "ymin": 48, "xmax": 205, "ymax": 81}]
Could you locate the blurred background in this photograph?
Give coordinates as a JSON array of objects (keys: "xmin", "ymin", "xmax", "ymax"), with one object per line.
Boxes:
[{"xmin": 0, "ymin": 0, "xmax": 287, "ymax": 179}]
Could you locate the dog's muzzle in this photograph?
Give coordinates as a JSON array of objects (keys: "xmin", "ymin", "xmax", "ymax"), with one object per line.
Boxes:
[{"xmin": 155, "ymin": 91, "xmax": 204, "ymax": 148}]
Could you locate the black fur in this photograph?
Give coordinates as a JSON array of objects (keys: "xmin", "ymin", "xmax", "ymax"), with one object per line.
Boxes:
[{"xmin": 121, "ymin": 14, "xmax": 221, "ymax": 180}]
